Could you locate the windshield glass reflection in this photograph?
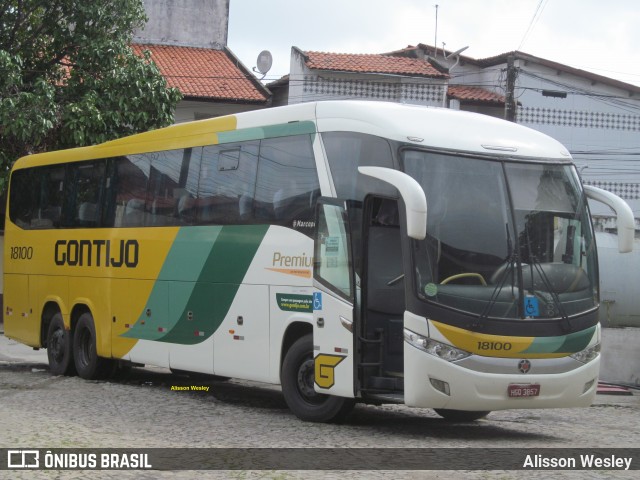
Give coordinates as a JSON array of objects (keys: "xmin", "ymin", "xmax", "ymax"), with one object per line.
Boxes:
[{"xmin": 403, "ymin": 150, "xmax": 597, "ymax": 320}]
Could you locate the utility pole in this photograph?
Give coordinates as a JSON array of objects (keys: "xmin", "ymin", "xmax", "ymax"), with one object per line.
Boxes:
[{"xmin": 505, "ymin": 54, "xmax": 517, "ymax": 122}]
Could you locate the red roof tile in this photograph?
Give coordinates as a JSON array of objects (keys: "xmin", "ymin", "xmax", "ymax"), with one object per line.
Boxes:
[
  {"xmin": 132, "ymin": 44, "xmax": 269, "ymax": 103},
  {"xmin": 303, "ymin": 51, "xmax": 448, "ymax": 79},
  {"xmin": 447, "ymin": 85, "xmax": 505, "ymax": 104}
]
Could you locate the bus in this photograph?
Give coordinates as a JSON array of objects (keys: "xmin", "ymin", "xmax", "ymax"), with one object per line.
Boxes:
[{"xmin": 4, "ymin": 101, "xmax": 634, "ymax": 422}]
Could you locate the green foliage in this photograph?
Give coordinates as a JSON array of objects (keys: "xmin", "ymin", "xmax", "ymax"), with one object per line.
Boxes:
[{"xmin": 0, "ymin": 0, "xmax": 182, "ymax": 188}]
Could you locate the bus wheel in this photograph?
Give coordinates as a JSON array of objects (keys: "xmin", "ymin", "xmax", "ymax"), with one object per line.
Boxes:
[
  {"xmin": 46, "ymin": 313, "xmax": 75, "ymax": 376},
  {"xmin": 281, "ymin": 334, "xmax": 354, "ymax": 423},
  {"xmin": 434, "ymin": 409, "xmax": 490, "ymax": 422},
  {"xmin": 73, "ymin": 313, "xmax": 112, "ymax": 380}
]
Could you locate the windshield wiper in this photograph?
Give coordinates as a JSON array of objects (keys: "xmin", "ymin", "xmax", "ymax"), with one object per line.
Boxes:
[
  {"xmin": 523, "ymin": 223, "xmax": 572, "ymax": 332},
  {"xmin": 473, "ymin": 224, "xmax": 517, "ymax": 329}
]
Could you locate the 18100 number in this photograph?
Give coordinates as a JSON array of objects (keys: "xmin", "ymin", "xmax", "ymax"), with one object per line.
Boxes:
[
  {"xmin": 477, "ymin": 341, "xmax": 512, "ymax": 351},
  {"xmin": 10, "ymin": 246, "xmax": 33, "ymax": 260}
]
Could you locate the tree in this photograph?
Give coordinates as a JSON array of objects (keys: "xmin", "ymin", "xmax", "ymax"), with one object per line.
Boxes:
[{"xmin": 0, "ymin": 0, "xmax": 182, "ymax": 189}]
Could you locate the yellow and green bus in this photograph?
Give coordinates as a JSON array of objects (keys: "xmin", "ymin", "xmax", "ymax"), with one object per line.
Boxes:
[{"xmin": 4, "ymin": 101, "xmax": 634, "ymax": 422}]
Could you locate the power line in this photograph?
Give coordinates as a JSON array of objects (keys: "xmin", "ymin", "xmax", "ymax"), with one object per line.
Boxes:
[{"xmin": 517, "ymin": 0, "xmax": 550, "ymax": 51}]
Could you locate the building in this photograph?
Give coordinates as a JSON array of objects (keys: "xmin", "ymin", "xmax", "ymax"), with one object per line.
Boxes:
[
  {"xmin": 272, "ymin": 43, "xmax": 640, "ymax": 232},
  {"xmin": 133, "ymin": 0, "xmax": 270, "ymax": 121},
  {"xmin": 399, "ymin": 45, "xmax": 640, "ymax": 230},
  {"xmin": 271, "ymin": 47, "xmax": 449, "ymax": 107}
]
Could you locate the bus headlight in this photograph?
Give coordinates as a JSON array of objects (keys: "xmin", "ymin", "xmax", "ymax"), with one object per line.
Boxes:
[
  {"xmin": 403, "ymin": 328, "xmax": 471, "ymax": 362},
  {"xmin": 570, "ymin": 343, "xmax": 601, "ymax": 364}
]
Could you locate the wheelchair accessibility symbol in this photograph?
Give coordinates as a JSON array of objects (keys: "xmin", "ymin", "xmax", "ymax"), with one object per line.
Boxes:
[
  {"xmin": 524, "ymin": 295, "xmax": 539, "ymax": 317},
  {"xmin": 313, "ymin": 292, "xmax": 322, "ymax": 311}
]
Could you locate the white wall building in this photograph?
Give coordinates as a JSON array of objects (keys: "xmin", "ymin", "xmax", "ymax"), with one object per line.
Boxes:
[
  {"xmin": 271, "ymin": 47, "xmax": 449, "ymax": 107},
  {"xmin": 438, "ymin": 47, "xmax": 640, "ymax": 229}
]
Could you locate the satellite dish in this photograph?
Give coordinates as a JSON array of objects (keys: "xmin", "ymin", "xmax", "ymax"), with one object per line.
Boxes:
[
  {"xmin": 445, "ymin": 46, "xmax": 469, "ymax": 59},
  {"xmin": 255, "ymin": 50, "xmax": 273, "ymax": 78}
]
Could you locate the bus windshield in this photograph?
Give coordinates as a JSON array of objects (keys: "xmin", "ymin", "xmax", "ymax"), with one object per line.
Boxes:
[{"xmin": 403, "ymin": 150, "xmax": 598, "ymax": 320}]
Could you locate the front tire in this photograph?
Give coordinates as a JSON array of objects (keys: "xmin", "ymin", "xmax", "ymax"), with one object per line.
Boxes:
[
  {"xmin": 46, "ymin": 313, "xmax": 75, "ymax": 376},
  {"xmin": 281, "ymin": 334, "xmax": 354, "ymax": 423},
  {"xmin": 73, "ymin": 312, "xmax": 112, "ymax": 380},
  {"xmin": 434, "ymin": 409, "xmax": 490, "ymax": 422}
]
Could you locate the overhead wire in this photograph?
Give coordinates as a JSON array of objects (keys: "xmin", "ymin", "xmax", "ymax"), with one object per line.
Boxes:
[{"xmin": 517, "ymin": 0, "xmax": 550, "ymax": 51}]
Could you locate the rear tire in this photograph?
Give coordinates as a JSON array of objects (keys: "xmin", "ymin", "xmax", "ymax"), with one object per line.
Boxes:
[
  {"xmin": 73, "ymin": 312, "xmax": 112, "ymax": 380},
  {"xmin": 281, "ymin": 334, "xmax": 354, "ymax": 423},
  {"xmin": 434, "ymin": 409, "xmax": 490, "ymax": 422},
  {"xmin": 46, "ymin": 313, "xmax": 75, "ymax": 376}
]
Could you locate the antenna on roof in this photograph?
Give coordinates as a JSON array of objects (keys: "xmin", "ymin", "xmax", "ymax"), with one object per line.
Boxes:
[
  {"xmin": 434, "ymin": 4, "xmax": 439, "ymax": 57},
  {"xmin": 253, "ymin": 50, "xmax": 273, "ymax": 80}
]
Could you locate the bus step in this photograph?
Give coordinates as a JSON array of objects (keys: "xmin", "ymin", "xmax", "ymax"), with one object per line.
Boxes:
[
  {"xmin": 364, "ymin": 392, "xmax": 405, "ymax": 404},
  {"xmin": 366, "ymin": 375, "xmax": 404, "ymax": 390}
]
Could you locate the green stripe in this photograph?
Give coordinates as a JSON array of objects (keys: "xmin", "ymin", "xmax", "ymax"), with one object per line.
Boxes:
[
  {"xmin": 217, "ymin": 121, "xmax": 316, "ymax": 144},
  {"xmin": 522, "ymin": 325, "xmax": 596, "ymax": 354},
  {"xmin": 123, "ymin": 225, "xmax": 268, "ymax": 344},
  {"xmin": 122, "ymin": 226, "xmax": 222, "ymax": 341},
  {"xmin": 556, "ymin": 325, "xmax": 597, "ymax": 353}
]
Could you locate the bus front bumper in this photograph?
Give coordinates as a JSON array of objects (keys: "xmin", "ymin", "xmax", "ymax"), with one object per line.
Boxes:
[{"xmin": 404, "ymin": 344, "xmax": 599, "ymax": 411}]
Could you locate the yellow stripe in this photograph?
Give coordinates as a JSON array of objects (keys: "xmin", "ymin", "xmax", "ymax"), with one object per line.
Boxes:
[
  {"xmin": 12, "ymin": 115, "xmax": 237, "ymax": 169},
  {"xmin": 431, "ymin": 320, "xmax": 566, "ymax": 359}
]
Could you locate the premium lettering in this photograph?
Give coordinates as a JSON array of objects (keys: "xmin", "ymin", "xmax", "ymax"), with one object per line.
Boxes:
[
  {"xmin": 272, "ymin": 252, "xmax": 313, "ymax": 268},
  {"xmin": 54, "ymin": 239, "xmax": 139, "ymax": 268}
]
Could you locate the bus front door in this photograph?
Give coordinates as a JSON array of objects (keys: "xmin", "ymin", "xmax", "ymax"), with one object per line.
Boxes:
[{"xmin": 312, "ymin": 199, "xmax": 355, "ymax": 399}]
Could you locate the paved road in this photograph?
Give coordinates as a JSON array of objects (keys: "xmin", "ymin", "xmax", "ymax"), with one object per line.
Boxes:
[{"xmin": 1, "ymin": 332, "xmax": 638, "ymax": 479}]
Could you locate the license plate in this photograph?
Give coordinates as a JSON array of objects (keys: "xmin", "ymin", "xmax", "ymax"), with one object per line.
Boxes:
[{"xmin": 508, "ymin": 384, "xmax": 540, "ymax": 398}]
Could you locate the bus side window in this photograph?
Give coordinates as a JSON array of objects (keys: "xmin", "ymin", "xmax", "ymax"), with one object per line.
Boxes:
[
  {"xmin": 322, "ymin": 132, "xmax": 395, "ymax": 201},
  {"xmin": 39, "ymin": 166, "xmax": 65, "ymax": 228},
  {"xmin": 64, "ymin": 161, "xmax": 106, "ymax": 228},
  {"xmin": 9, "ymin": 166, "xmax": 66, "ymax": 230},
  {"xmin": 147, "ymin": 149, "xmax": 187, "ymax": 226},
  {"xmin": 322, "ymin": 132, "xmax": 395, "ymax": 272},
  {"xmin": 113, "ymin": 155, "xmax": 150, "ymax": 227},
  {"xmin": 255, "ymin": 134, "xmax": 319, "ymax": 231},
  {"xmin": 8, "ymin": 169, "xmax": 38, "ymax": 228},
  {"xmin": 198, "ymin": 142, "xmax": 258, "ymax": 225},
  {"xmin": 101, "ymin": 159, "xmax": 118, "ymax": 227}
]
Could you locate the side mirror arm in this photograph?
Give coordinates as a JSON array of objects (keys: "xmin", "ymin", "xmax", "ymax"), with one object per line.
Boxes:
[
  {"xmin": 584, "ymin": 185, "xmax": 634, "ymax": 253},
  {"xmin": 358, "ymin": 166, "xmax": 427, "ymax": 240}
]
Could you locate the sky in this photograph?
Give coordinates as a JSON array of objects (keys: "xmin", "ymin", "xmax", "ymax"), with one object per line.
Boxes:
[{"xmin": 227, "ymin": 0, "xmax": 640, "ymax": 87}]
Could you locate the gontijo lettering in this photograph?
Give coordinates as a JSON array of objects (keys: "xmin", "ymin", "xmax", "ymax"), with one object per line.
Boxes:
[{"xmin": 54, "ymin": 239, "xmax": 139, "ymax": 267}]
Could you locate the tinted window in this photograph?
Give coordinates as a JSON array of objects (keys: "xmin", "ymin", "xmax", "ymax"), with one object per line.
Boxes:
[
  {"xmin": 64, "ymin": 161, "xmax": 106, "ymax": 227},
  {"xmin": 148, "ymin": 148, "xmax": 199, "ymax": 226},
  {"xmin": 322, "ymin": 132, "xmax": 395, "ymax": 200},
  {"xmin": 197, "ymin": 142, "xmax": 259, "ymax": 224},
  {"xmin": 7, "ymin": 136, "xmax": 320, "ymax": 231},
  {"xmin": 113, "ymin": 155, "xmax": 151, "ymax": 227},
  {"xmin": 9, "ymin": 168, "xmax": 39, "ymax": 228},
  {"xmin": 9, "ymin": 166, "xmax": 66, "ymax": 229},
  {"xmin": 256, "ymin": 135, "xmax": 319, "ymax": 231},
  {"xmin": 113, "ymin": 148, "xmax": 200, "ymax": 227}
]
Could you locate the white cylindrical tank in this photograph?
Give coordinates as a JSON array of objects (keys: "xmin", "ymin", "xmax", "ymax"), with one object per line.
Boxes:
[{"xmin": 596, "ymin": 233, "xmax": 640, "ymax": 327}]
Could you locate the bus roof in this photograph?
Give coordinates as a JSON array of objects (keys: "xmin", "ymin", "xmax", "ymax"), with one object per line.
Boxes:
[
  {"xmin": 12, "ymin": 100, "xmax": 571, "ymax": 170},
  {"xmin": 314, "ymin": 101, "xmax": 572, "ymax": 161}
]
